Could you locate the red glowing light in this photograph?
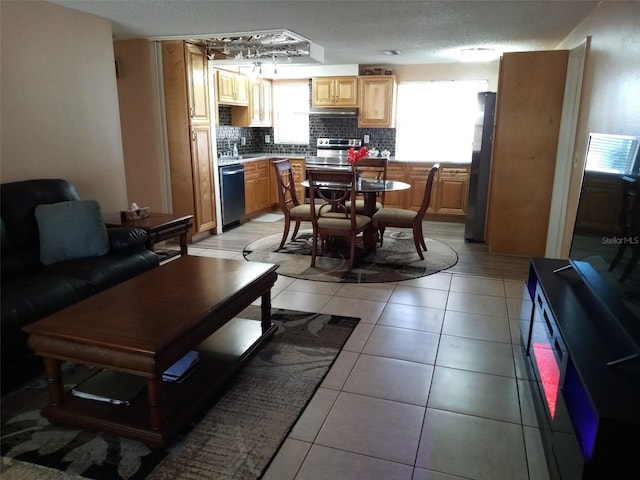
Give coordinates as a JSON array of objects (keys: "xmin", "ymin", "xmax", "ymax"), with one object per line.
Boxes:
[{"xmin": 532, "ymin": 343, "xmax": 560, "ymax": 418}]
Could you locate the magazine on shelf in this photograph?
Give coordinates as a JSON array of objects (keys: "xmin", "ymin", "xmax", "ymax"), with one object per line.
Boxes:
[
  {"xmin": 71, "ymin": 369, "xmax": 146, "ymax": 405},
  {"xmin": 162, "ymin": 350, "xmax": 201, "ymax": 382}
]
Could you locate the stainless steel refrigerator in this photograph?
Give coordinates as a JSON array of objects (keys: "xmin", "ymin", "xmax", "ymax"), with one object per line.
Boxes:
[{"xmin": 465, "ymin": 91, "xmax": 496, "ymax": 242}]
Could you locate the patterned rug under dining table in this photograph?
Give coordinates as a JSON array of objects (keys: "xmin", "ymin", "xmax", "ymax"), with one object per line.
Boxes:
[{"xmin": 302, "ymin": 177, "xmax": 411, "ymax": 253}]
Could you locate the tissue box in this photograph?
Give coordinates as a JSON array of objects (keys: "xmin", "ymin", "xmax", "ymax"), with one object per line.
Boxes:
[{"xmin": 120, "ymin": 207, "xmax": 150, "ymax": 222}]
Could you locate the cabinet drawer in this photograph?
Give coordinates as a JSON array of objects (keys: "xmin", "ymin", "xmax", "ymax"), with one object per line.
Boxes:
[
  {"xmin": 255, "ymin": 161, "xmax": 270, "ymax": 174},
  {"xmin": 439, "ymin": 166, "xmax": 469, "ymax": 178},
  {"xmin": 407, "ymin": 164, "xmax": 435, "ymax": 175},
  {"xmin": 387, "ymin": 164, "xmax": 405, "ymax": 177}
]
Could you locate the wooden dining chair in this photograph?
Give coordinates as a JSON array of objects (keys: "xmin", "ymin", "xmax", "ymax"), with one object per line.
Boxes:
[
  {"xmin": 372, "ymin": 164, "xmax": 439, "ymax": 260},
  {"xmin": 272, "ymin": 159, "xmax": 316, "ymax": 249},
  {"xmin": 346, "ymin": 156, "xmax": 389, "ymax": 214},
  {"xmin": 308, "ymin": 169, "xmax": 371, "ymax": 271}
]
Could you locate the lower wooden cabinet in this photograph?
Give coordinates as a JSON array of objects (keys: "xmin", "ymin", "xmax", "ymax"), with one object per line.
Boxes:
[
  {"xmin": 575, "ymin": 172, "xmax": 624, "ymax": 233},
  {"xmin": 244, "ymin": 160, "xmax": 271, "ymax": 217},
  {"xmin": 270, "ymin": 158, "xmax": 306, "ymax": 208},
  {"xmin": 383, "ymin": 162, "xmax": 406, "ymax": 208},
  {"xmin": 190, "ymin": 126, "xmax": 217, "ymax": 232},
  {"xmin": 244, "ymin": 158, "xmax": 469, "ymax": 222},
  {"xmin": 436, "ymin": 166, "xmax": 469, "ymax": 215},
  {"xmin": 391, "ymin": 162, "xmax": 469, "ymax": 220},
  {"xmin": 406, "ymin": 163, "xmax": 438, "ymax": 213}
]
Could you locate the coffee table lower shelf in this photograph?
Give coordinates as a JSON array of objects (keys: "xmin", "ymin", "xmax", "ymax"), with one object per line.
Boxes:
[{"xmin": 40, "ymin": 317, "xmax": 277, "ymax": 448}]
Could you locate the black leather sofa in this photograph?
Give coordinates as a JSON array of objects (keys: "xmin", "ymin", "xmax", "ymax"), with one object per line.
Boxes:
[{"xmin": 1, "ymin": 179, "xmax": 160, "ymax": 391}]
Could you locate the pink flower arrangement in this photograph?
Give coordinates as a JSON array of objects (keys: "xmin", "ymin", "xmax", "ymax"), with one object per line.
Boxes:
[{"xmin": 347, "ymin": 146, "xmax": 370, "ymax": 166}]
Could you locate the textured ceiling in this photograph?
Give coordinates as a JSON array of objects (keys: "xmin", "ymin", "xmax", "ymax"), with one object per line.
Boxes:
[{"xmin": 48, "ymin": 0, "xmax": 598, "ymax": 65}]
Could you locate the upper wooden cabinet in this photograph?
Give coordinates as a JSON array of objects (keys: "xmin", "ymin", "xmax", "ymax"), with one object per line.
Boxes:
[
  {"xmin": 184, "ymin": 43, "xmax": 210, "ymax": 125},
  {"xmin": 232, "ymin": 79, "xmax": 272, "ymax": 127},
  {"xmin": 358, "ymin": 76, "xmax": 396, "ymax": 128},
  {"xmin": 216, "ymin": 69, "xmax": 249, "ymax": 106},
  {"xmin": 312, "ymin": 77, "xmax": 358, "ymax": 106}
]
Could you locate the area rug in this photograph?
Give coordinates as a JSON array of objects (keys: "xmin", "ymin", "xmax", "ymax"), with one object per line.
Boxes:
[
  {"xmin": 0, "ymin": 307, "xmax": 359, "ymax": 480},
  {"xmin": 243, "ymin": 229, "xmax": 458, "ymax": 283}
]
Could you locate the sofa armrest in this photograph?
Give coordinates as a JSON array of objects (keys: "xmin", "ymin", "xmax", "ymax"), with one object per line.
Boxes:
[{"xmin": 107, "ymin": 227, "xmax": 148, "ymax": 254}]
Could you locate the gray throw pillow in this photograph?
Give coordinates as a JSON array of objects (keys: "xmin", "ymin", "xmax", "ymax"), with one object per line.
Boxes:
[{"xmin": 35, "ymin": 200, "xmax": 109, "ymax": 265}]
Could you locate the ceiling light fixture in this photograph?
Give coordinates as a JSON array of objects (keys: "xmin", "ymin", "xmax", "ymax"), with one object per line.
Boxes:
[
  {"xmin": 384, "ymin": 50, "xmax": 401, "ymax": 56},
  {"xmin": 459, "ymin": 47, "xmax": 499, "ymax": 62},
  {"xmin": 201, "ymin": 29, "xmax": 324, "ymax": 65}
]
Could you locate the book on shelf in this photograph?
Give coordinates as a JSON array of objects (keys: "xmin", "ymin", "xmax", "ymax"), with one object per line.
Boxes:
[
  {"xmin": 70, "ymin": 351, "xmax": 201, "ymax": 405},
  {"xmin": 71, "ymin": 369, "xmax": 146, "ymax": 405},
  {"xmin": 162, "ymin": 350, "xmax": 201, "ymax": 383}
]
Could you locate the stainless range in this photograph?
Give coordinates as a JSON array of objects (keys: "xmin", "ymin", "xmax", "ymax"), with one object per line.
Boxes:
[{"xmin": 305, "ymin": 138, "xmax": 363, "ymax": 170}]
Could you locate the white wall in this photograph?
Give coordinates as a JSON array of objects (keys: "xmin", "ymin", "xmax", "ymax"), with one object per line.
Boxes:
[
  {"xmin": 0, "ymin": 0, "xmax": 128, "ymax": 213},
  {"xmin": 113, "ymin": 39, "xmax": 168, "ymax": 212},
  {"xmin": 557, "ymin": 1, "xmax": 640, "ymax": 256},
  {"xmin": 389, "ymin": 62, "xmax": 500, "ymax": 90}
]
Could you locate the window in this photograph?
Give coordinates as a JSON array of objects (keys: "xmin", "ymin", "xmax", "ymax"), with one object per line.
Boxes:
[
  {"xmin": 585, "ymin": 133, "xmax": 640, "ymax": 175},
  {"xmin": 272, "ymin": 79, "xmax": 309, "ymax": 144},
  {"xmin": 395, "ymin": 80, "xmax": 488, "ymax": 162}
]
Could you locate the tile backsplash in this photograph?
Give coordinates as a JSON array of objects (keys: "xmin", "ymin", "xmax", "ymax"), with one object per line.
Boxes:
[{"xmin": 216, "ymin": 105, "xmax": 396, "ymax": 157}]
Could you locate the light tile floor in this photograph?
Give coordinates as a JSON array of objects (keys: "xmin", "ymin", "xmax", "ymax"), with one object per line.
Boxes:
[{"xmin": 185, "ymin": 245, "xmax": 548, "ymax": 480}]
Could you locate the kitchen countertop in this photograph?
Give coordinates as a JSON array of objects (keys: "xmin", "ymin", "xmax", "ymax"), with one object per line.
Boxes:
[
  {"xmin": 218, "ymin": 154, "xmax": 471, "ymax": 166},
  {"xmin": 218, "ymin": 153, "xmax": 304, "ymax": 166}
]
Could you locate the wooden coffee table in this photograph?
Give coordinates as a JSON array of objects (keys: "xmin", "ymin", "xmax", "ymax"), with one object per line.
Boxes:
[{"xmin": 23, "ymin": 256, "xmax": 278, "ymax": 448}]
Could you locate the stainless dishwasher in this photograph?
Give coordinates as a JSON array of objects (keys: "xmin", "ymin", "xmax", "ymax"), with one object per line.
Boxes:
[{"xmin": 219, "ymin": 164, "xmax": 245, "ymax": 229}]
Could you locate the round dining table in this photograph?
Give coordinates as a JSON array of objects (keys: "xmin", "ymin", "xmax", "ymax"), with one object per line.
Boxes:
[{"xmin": 301, "ymin": 177, "xmax": 410, "ymax": 253}]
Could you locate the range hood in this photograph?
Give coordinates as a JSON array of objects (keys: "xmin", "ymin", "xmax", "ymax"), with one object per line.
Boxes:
[{"xmin": 309, "ymin": 107, "xmax": 359, "ymax": 117}]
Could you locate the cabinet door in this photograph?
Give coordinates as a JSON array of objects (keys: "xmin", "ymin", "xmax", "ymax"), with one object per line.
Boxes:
[
  {"xmin": 437, "ymin": 167, "xmax": 469, "ymax": 215},
  {"xmin": 407, "ymin": 163, "xmax": 437, "ymax": 213},
  {"xmin": 235, "ymin": 74, "xmax": 249, "ymax": 105},
  {"xmin": 216, "ymin": 70, "xmax": 237, "ymax": 104},
  {"xmin": 260, "ymin": 80, "xmax": 272, "ymax": 126},
  {"xmin": 190, "ymin": 126, "xmax": 216, "ymax": 232},
  {"xmin": 290, "ymin": 158, "xmax": 306, "ymax": 203},
  {"xmin": 312, "ymin": 78, "xmax": 335, "ymax": 106},
  {"xmin": 334, "ymin": 77, "xmax": 358, "ymax": 106},
  {"xmin": 185, "ymin": 43, "xmax": 209, "ymax": 124},
  {"xmin": 244, "ymin": 162, "xmax": 258, "ymax": 216},
  {"xmin": 249, "ymin": 82, "xmax": 262, "ymax": 125},
  {"xmin": 216, "ymin": 70, "xmax": 249, "ymax": 106},
  {"xmin": 255, "ymin": 160, "xmax": 271, "ymax": 211},
  {"xmin": 384, "ymin": 163, "xmax": 406, "ymax": 208},
  {"xmin": 358, "ymin": 76, "xmax": 395, "ymax": 128}
]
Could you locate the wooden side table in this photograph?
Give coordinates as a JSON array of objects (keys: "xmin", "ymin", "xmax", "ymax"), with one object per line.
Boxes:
[{"xmin": 105, "ymin": 213, "xmax": 194, "ymax": 259}]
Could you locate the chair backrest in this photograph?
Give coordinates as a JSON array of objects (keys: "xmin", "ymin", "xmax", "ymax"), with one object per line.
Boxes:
[
  {"xmin": 307, "ymin": 169, "xmax": 358, "ymax": 228},
  {"xmin": 355, "ymin": 157, "xmax": 388, "ymax": 182},
  {"xmin": 272, "ymin": 159, "xmax": 300, "ymax": 211},
  {"xmin": 355, "ymin": 157, "xmax": 388, "ymax": 202},
  {"xmin": 415, "ymin": 164, "xmax": 440, "ymax": 222}
]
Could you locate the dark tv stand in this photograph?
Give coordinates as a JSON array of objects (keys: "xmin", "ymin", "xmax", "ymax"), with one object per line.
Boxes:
[
  {"xmin": 551, "ymin": 260, "xmax": 640, "ymax": 368},
  {"xmin": 523, "ymin": 258, "xmax": 640, "ymax": 480}
]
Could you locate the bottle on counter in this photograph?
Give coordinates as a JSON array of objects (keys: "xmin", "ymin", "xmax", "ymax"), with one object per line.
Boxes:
[{"xmin": 232, "ymin": 143, "xmax": 238, "ymax": 157}]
